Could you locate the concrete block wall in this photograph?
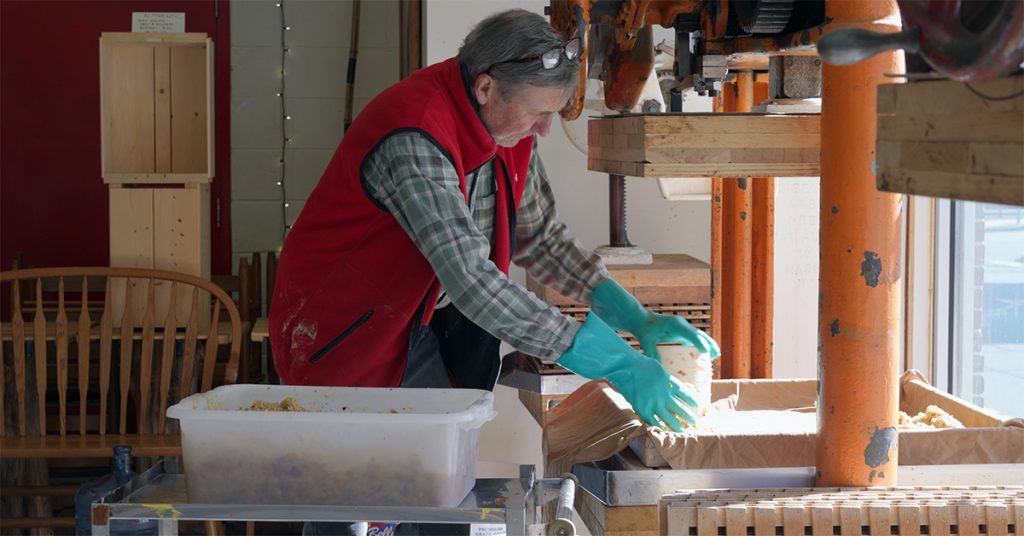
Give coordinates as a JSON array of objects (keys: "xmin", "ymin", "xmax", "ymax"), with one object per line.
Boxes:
[{"xmin": 230, "ymin": 0, "xmax": 399, "ymax": 273}]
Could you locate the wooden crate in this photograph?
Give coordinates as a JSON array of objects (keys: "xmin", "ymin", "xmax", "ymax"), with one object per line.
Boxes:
[
  {"xmin": 526, "ymin": 254, "xmax": 712, "ymax": 334},
  {"xmin": 101, "ymin": 32, "xmax": 214, "ymax": 326},
  {"xmin": 528, "ymin": 254, "xmax": 712, "ymax": 342},
  {"xmin": 109, "ymin": 184, "xmax": 211, "ymax": 327},
  {"xmin": 877, "ymin": 76, "xmax": 1024, "ymax": 206},
  {"xmin": 100, "ymin": 33, "xmax": 213, "ymax": 183},
  {"xmin": 527, "ymin": 254, "xmax": 711, "ymax": 305},
  {"xmin": 588, "ymin": 113, "xmax": 820, "ymax": 178},
  {"xmin": 661, "ymin": 485, "xmax": 1024, "ymax": 536}
]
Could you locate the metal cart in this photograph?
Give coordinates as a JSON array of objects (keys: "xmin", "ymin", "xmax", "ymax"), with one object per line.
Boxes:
[{"xmin": 92, "ymin": 459, "xmax": 579, "ymax": 536}]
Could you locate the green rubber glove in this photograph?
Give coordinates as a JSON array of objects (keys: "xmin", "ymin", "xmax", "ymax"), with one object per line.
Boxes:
[
  {"xmin": 556, "ymin": 313, "xmax": 698, "ymax": 431},
  {"xmin": 591, "ymin": 278, "xmax": 721, "ymax": 362}
]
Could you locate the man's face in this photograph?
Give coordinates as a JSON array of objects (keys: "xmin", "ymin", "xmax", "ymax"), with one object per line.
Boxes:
[{"xmin": 473, "ymin": 75, "xmax": 568, "ymax": 147}]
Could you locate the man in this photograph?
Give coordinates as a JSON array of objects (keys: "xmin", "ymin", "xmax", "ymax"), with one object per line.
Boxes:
[{"xmin": 270, "ymin": 9, "xmax": 719, "ymax": 436}]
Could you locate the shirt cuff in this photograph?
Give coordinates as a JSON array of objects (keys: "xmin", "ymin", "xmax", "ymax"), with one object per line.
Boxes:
[{"xmin": 536, "ymin": 313, "xmax": 580, "ymax": 364}]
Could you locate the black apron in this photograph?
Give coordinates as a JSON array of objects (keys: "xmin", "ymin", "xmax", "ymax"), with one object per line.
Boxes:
[
  {"xmin": 399, "ymin": 160, "xmax": 516, "ymax": 390},
  {"xmin": 399, "ymin": 302, "xmax": 502, "ymax": 390}
]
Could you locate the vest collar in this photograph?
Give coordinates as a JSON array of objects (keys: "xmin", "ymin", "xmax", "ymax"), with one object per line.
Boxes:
[{"xmin": 442, "ymin": 57, "xmax": 497, "ymax": 172}]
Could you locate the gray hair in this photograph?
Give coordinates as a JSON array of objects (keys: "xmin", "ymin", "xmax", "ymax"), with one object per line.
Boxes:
[{"xmin": 459, "ymin": 9, "xmax": 579, "ymax": 99}]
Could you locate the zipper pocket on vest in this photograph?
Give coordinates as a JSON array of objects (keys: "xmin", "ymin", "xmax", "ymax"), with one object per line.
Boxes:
[{"xmin": 308, "ymin": 309, "xmax": 375, "ymax": 363}]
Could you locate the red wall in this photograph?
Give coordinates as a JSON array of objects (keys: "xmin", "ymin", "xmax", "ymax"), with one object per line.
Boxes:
[{"xmin": 0, "ymin": 0, "xmax": 231, "ymax": 274}]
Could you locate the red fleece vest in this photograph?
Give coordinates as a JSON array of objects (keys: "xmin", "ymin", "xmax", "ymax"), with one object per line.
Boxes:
[{"xmin": 269, "ymin": 58, "xmax": 532, "ymax": 387}]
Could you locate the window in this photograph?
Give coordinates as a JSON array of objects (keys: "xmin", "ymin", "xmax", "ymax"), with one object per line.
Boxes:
[{"xmin": 936, "ymin": 201, "xmax": 1024, "ymax": 418}]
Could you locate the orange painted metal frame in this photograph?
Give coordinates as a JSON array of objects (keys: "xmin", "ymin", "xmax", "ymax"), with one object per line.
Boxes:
[
  {"xmin": 710, "ymin": 166, "xmax": 724, "ymax": 378},
  {"xmin": 816, "ymin": 0, "xmax": 904, "ymax": 488},
  {"xmin": 750, "ymin": 72, "xmax": 775, "ymax": 380},
  {"xmin": 711, "ymin": 71, "xmax": 775, "ymax": 380},
  {"xmin": 710, "ymin": 88, "xmax": 728, "ymax": 379},
  {"xmin": 752, "ymin": 174, "xmax": 775, "ymax": 379},
  {"xmin": 725, "ymin": 72, "xmax": 754, "ymax": 379}
]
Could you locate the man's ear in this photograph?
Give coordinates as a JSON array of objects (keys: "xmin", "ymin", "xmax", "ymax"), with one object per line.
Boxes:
[{"xmin": 473, "ymin": 74, "xmax": 496, "ymax": 106}]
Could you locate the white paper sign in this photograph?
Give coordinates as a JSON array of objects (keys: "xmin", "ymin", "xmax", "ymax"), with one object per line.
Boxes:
[
  {"xmin": 132, "ymin": 12, "xmax": 185, "ymax": 33},
  {"xmin": 470, "ymin": 525, "xmax": 506, "ymax": 536}
]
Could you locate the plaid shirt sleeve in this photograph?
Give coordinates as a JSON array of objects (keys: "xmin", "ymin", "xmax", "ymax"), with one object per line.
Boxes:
[
  {"xmin": 362, "ymin": 132, "xmax": 580, "ymax": 360},
  {"xmin": 512, "ymin": 142, "xmax": 610, "ymax": 304}
]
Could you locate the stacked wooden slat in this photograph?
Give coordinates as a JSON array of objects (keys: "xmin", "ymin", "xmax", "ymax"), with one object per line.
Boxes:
[
  {"xmin": 876, "ymin": 76, "xmax": 1024, "ymax": 206},
  {"xmin": 556, "ymin": 303, "xmax": 711, "ymax": 341},
  {"xmin": 528, "ymin": 254, "xmax": 711, "ymax": 305},
  {"xmin": 526, "ymin": 254, "xmax": 712, "ymax": 339},
  {"xmin": 588, "ymin": 113, "xmax": 821, "ymax": 178},
  {"xmin": 661, "ymin": 485, "xmax": 1024, "ymax": 536}
]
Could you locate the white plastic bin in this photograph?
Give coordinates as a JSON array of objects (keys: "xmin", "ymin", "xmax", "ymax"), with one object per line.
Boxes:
[{"xmin": 166, "ymin": 385, "xmax": 496, "ymax": 506}]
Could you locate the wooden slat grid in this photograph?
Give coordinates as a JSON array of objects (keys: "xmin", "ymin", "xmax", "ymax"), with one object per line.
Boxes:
[
  {"xmin": 558, "ymin": 303, "xmax": 711, "ymax": 346},
  {"xmin": 663, "ymin": 485, "xmax": 1024, "ymax": 536}
]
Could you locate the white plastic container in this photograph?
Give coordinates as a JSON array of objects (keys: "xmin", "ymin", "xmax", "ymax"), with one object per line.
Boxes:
[
  {"xmin": 657, "ymin": 344, "xmax": 713, "ymax": 411},
  {"xmin": 166, "ymin": 385, "xmax": 496, "ymax": 507}
]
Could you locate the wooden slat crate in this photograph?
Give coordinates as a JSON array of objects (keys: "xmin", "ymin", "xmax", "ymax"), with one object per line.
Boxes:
[
  {"xmin": 109, "ymin": 184, "xmax": 212, "ymax": 328},
  {"xmin": 101, "ymin": 32, "xmax": 215, "ymax": 326},
  {"xmin": 526, "ymin": 254, "xmax": 712, "ymax": 339},
  {"xmin": 527, "ymin": 254, "xmax": 712, "ymax": 305},
  {"xmin": 588, "ymin": 113, "xmax": 820, "ymax": 178},
  {"xmin": 557, "ymin": 303, "xmax": 711, "ymax": 342},
  {"xmin": 661, "ymin": 485, "xmax": 1024, "ymax": 536},
  {"xmin": 876, "ymin": 76, "xmax": 1024, "ymax": 206},
  {"xmin": 100, "ymin": 32, "xmax": 214, "ymax": 183}
]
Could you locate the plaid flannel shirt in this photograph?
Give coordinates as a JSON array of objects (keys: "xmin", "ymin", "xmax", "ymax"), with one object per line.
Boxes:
[{"xmin": 362, "ymin": 133, "xmax": 608, "ymax": 360}]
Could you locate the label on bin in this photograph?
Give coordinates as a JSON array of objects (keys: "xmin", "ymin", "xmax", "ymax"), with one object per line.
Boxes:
[{"xmin": 367, "ymin": 522, "xmax": 398, "ymax": 536}]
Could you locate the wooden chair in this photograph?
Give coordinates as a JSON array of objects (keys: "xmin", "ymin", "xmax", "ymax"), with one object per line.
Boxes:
[
  {"xmin": 0, "ymin": 266, "xmax": 240, "ymax": 532},
  {"xmin": 237, "ymin": 251, "xmax": 279, "ymax": 385},
  {"xmin": 263, "ymin": 251, "xmax": 278, "ymax": 384},
  {"xmin": 213, "ymin": 254, "xmax": 262, "ymax": 384}
]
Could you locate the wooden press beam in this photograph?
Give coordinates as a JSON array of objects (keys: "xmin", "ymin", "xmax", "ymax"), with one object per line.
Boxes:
[
  {"xmin": 587, "ymin": 112, "xmax": 820, "ymax": 178},
  {"xmin": 876, "ymin": 76, "xmax": 1024, "ymax": 206}
]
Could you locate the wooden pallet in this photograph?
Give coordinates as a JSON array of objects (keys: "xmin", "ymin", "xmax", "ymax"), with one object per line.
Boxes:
[{"xmin": 661, "ymin": 485, "xmax": 1024, "ymax": 536}]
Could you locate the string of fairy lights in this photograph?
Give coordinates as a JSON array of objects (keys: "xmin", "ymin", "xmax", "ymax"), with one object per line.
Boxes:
[{"xmin": 277, "ymin": 0, "xmax": 291, "ymax": 244}]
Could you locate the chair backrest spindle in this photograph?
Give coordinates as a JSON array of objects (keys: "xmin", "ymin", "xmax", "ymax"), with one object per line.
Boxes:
[
  {"xmin": 56, "ymin": 277, "xmax": 69, "ymax": 435},
  {"xmin": 118, "ymin": 277, "xmax": 134, "ymax": 435},
  {"xmin": 99, "ymin": 277, "xmax": 113, "ymax": 435},
  {"xmin": 139, "ymin": 278, "xmax": 156, "ymax": 434},
  {"xmin": 12, "ymin": 281, "xmax": 27, "ymax": 436},
  {"xmin": 78, "ymin": 276, "xmax": 91, "ymax": 435},
  {"xmin": 179, "ymin": 287, "xmax": 200, "ymax": 401},
  {"xmin": 33, "ymin": 279, "xmax": 47, "ymax": 437},
  {"xmin": 158, "ymin": 282, "xmax": 177, "ymax": 433}
]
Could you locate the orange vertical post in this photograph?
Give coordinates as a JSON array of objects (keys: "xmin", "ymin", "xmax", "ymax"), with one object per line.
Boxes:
[
  {"xmin": 751, "ymin": 178, "xmax": 775, "ymax": 379},
  {"xmin": 710, "ymin": 89, "xmax": 727, "ymax": 378},
  {"xmin": 713, "ymin": 72, "xmax": 773, "ymax": 380},
  {"xmin": 711, "ymin": 181, "xmax": 724, "ymax": 377},
  {"xmin": 751, "ymin": 73, "xmax": 775, "ymax": 379},
  {"xmin": 722, "ymin": 72, "xmax": 755, "ymax": 379},
  {"xmin": 817, "ymin": 0, "xmax": 905, "ymax": 487}
]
